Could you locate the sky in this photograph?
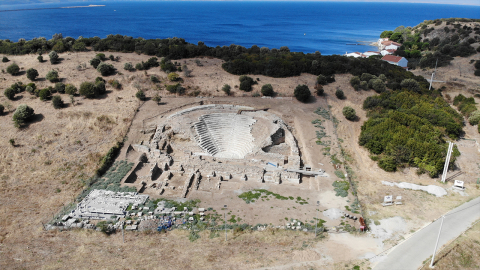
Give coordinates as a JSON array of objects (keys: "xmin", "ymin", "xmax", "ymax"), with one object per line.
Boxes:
[{"xmin": 0, "ymin": 0, "xmax": 479, "ymax": 6}]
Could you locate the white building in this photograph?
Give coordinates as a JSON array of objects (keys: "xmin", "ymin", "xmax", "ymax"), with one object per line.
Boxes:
[
  {"xmin": 381, "ymin": 55, "xmax": 408, "ymax": 68},
  {"xmin": 344, "ymin": 52, "xmax": 365, "ymax": 58}
]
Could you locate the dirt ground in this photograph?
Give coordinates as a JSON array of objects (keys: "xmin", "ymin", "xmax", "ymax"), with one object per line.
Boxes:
[{"xmin": 0, "ymin": 51, "xmax": 479, "ymax": 269}]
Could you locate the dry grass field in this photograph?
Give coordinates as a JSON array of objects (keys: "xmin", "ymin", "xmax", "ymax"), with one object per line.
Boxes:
[{"xmin": 0, "ymin": 50, "xmax": 479, "ymax": 269}]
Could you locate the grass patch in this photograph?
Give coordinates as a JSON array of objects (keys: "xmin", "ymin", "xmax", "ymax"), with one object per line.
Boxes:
[
  {"xmin": 239, "ymin": 189, "xmax": 304, "ymax": 204},
  {"xmin": 332, "ymin": 181, "xmax": 349, "ymax": 197},
  {"xmin": 314, "ymin": 107, "xmax": 330, "ymax": 120}
]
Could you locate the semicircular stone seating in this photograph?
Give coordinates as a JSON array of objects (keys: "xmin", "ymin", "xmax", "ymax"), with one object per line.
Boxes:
[{"xmin": 193, "ymin": 113, "xmax": 257, "ymax": 159}]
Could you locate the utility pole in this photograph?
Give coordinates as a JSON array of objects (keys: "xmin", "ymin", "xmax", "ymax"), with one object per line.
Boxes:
[
  {"xmin": 428, "ymin": 59, "xmax": 438, "ymax": 91},
  {"xmin": 224, "ymin": 205, "xmax": 228, "ymax": 241},
  {"xmin": 315, "ymin": 201, "xmax": 320, "ymax": 237},
  {"xmin": 429, "ymin": 216, "xmax": 445, "ymax": 268}
]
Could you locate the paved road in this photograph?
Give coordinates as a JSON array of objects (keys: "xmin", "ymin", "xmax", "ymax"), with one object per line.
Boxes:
[{"xmin": 373, "ymin": 196, "xmax": 480, "ymax": 270}]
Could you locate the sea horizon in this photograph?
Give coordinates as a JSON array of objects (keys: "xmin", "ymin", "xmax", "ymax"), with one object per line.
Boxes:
[{"xmin": 1, "ymin": 1, "xmax": 479, "ymax": 55}]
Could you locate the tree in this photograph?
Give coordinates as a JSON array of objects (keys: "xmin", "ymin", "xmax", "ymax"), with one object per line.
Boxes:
[
  {"xmin": 65, "ymin": 84, "xmax": 77, "ymax": 95},
  {"xmin": 79, "ymin": 82, "xmax": 96, "ymax": 98},
  {"xmin": 90, "ymin": 57, "xmax": 101, "ymax": 69},
  {"xmin": 167, "ymin": 72, "xmax": 180, "ymax": 81},
  {"xmin": 380, "ymin": 30, "xmax": 393, "ymax": 38},
  {"xmin": 335, "ymin": 89, "xmax": 345, "ymax": 99},
  {"xmin": 136, "ymin": 90, "xmax": 146, "ymax": 101},
  {"xmin": 26, "ymin": 68, "xmax": 39, "ymax": 81},
  {"xmin": 38, "ymin": 88, "xmax": 51, "ymax": 101},
  {"xmin": 37, "ymin": 55, "xmax": 43, "ymax": 62},
  {"xmin": 0, "ymin": 104, "xmax": 4, "ymax": 115},
  {"xmin": 6, "ymin": 63, "xmax": 19, "ymax": 75},
  {"xmin": 261, "ymin": 84, "xmax": 274, "ymax": 96},
  {"xmin": 55, "ymin": 82, "xmax": 65, "ymax": 93},
  {"xmin": 400, "ymin": 79, "xmax": 420, "ymax": 92},
  {"xmin": 4, "ymin": 88, "xmax": 15, "ymax": 100},
  {"xmin": 52, "ymin": 95, "xmax": 64, "ymax": 109},
  {"xmin": 222, "ymin": 84, "xmax": 231, "ymax": 95},
  {"xmin": 12, "ymin": 104, "xmax": 34, "ymax": 127},
  {"xmin": 360, "ymin": 73, "xmax": 374, "ymax": 82},
  {"xmin": 294, "ymin": 84, "xmax": 311, "ymax": 102},
  {"xmin": 124, "ymin": 62, "xmax": 135, "ymax": 71},
  {"xmin": 45, "ymin": 70, "xmax": 59, "ymax": 82},
  {"xmin": 97, "ymin": 62, "xmax": 115, "ymax": 76},
  {"xmin": 2, "ymin": 56, "xmax": 9, "ymax": 62},
  {"xmin": 49, "ymin": 51, "xmax": 59, "ymax": 64},
  {"xmin": 342, "ymin": 106, "xmax": 356, "ymax": 121}
]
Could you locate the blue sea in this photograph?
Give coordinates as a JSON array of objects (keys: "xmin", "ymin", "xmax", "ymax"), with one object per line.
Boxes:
[{"xmin": 0, "ymin": 1, "xmax": 479, "ymax": 55}]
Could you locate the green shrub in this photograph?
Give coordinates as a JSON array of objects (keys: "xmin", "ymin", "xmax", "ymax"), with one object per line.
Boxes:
[
  {"xmin": 342, "ymin": 106, "xmax": 356, "ymax": 120},
  {"xmin": 26, "ymin": 68, "xmax": 39, "ymax": 81},
  {"xmin": 361, "ymin": 73, "xmax": 374, "ymax": 82},
  {"xmin": 222, "ymin": 84, "xmax": 231, "ymax": 95},
  {"xmin": 378, "ymin": 156, "xmax": 397, "ymax": 172},
  {"xmin": 38, "ymin": 88, "xmax": 51, "ymax": 101},
  {"xmin": 90, "ymin": 57, "xmax": 101, "ymax": 69},
  {"xmin": 6, "ymin": 63, "xmax": 19, "ymax": 75},
  {"xmin": 468, "ymin": 110, "xmax": 480, "ymax": 125},
  {"xmin": 316, "ymin": 74, "xmax": 327, "ymax": 85},
  {"xmin": 65, "ymin": 84, "xmax": 77, "ymax": 95},
  {"xmin": 294, "ymin": 84, "xmax": 311, "ymax": 102},
  {"xmin": 48, "ymin": 51, "xmax": 59, "ymax": 64},
  {"xmin": 52, "ymin": 95, "xmax": 64, "ymax": 109},
  {"xmin": 45, "ymin": 70, "xmax": 59, "ymax": 82},
  {"xmin": 95, "ymin": 81, "xmax": 106, "ymax": 95},
  {"xmin": 315, "ymin": 85, "xmax": 324, "ymax": 96},
  {"xmin": 136, "ymin": 90, "xmax": 146, "ymax": 100},
  {"xmin": 400, "ymin": 79, "xmax": 420, "ymax": 92},
  {"xmin": 4, "ymin": 88, "xmax": 15, "ymax": 100},
  {"xmin": 2, "ymin": 56, "xmax": 9, "ymax": 62},
  {"xmin": 261, "ymin": 84, "xmax": 274, "ymax": 96},
  {"xmin": 97, "ymin": 62, "xmax": 115, "ymax": 76},
  {"xmin": 150, "ymin": 75, "xmax": 160, "ymax": 83},
  {"xmin": 335, "ymin": 89, "xmax": 345, "ymax": 99},
  {"xmin": 360, "ymin": 81, "xmax": 368, "ymax": 90},
  {"xmin": 350, "ymin": 76, "xmax": 360, "ymax": 90},
  {"xmin": 167, "ymin": 72, "xmax": 180, "ymax": 81},
  {"xmin": 372, "ymin": 79, "xmax": 386, "ymax": 93},
  {"xmin": 239, "ymin": 75, "xmax": 255, "ymax": 92},
  {"xmin": 0, "ymin": 104, "xmax": 3, "ymax": 115},
  {"xmin": 12, "ymin": 104, "xmax": 34, "ymax": 127},
  {"xmin": 96, "ymin": 53, "xmax": 106, "ymax": 61},
  {"xmin": 124, "ymin": 62, "xmax": 135, "ymax": 71},
  {"xmin": 79, "ymin": 82, "xmax": 96, "ymax": 98},
  {"xmin": 55, "ymin": 82, "xmax": 65, "ymax": 93},
  {"xmin": 166, "ymin": 83, "xmax": 185, "ymax": 95},
  {"xmin": 37, "ymin": 55, "xmax": 43, "ymax": 62}
]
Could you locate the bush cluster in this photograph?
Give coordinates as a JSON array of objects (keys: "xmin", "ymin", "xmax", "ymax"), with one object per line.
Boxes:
[{"xmin": 360, "ymin": 90, "xmax": 462, "ymax": 176}]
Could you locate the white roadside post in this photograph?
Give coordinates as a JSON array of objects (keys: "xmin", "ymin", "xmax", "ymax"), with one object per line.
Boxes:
[
  {"xmin": 430, "ymin": 216, "xmax": 445, "ymax": 268},
  {"xmin": 224, "ymin": 205, "xmax": 228, "ymax": 241},
  {"xmin": 315, "ymin": 201, "xmax": 320, "ymax": 237}
]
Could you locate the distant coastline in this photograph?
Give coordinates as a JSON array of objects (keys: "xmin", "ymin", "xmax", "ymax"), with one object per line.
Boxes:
[{"xmin": 0, "ymin": 5, "xmax": 105, "ymax": 12}]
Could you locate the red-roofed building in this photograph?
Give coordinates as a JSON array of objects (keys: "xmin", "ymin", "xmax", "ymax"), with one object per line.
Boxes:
[{"xmin": 381, "ymin": 55, "xmax": 408, "ymax": 68}]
